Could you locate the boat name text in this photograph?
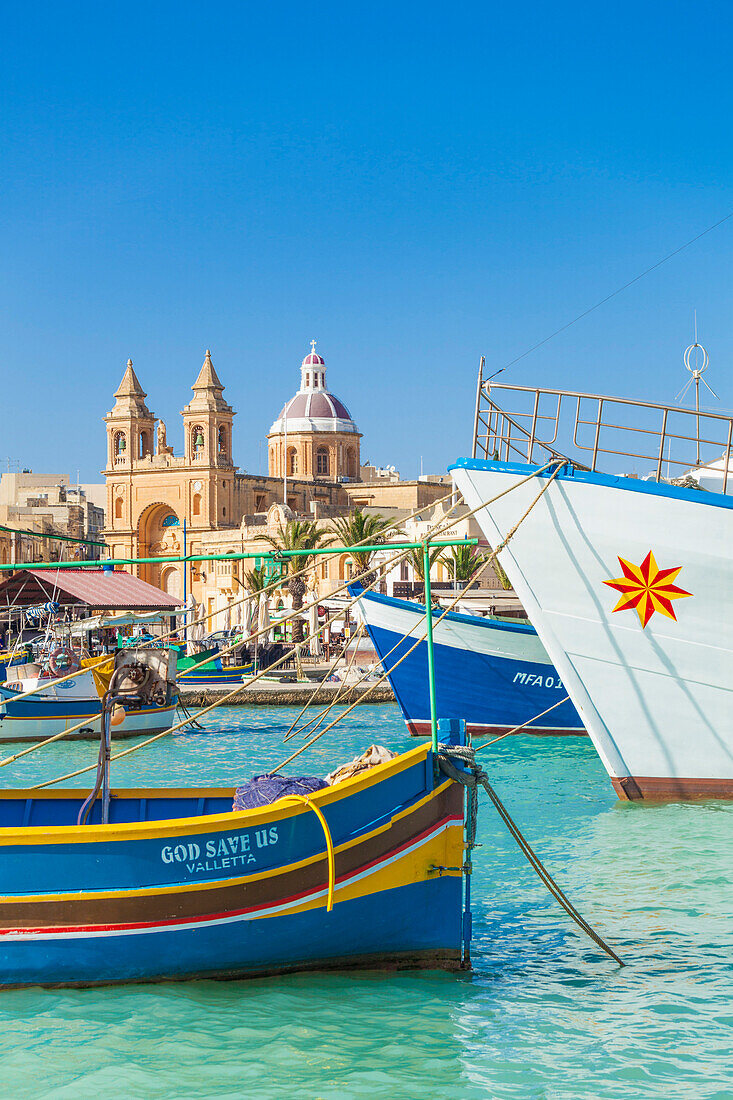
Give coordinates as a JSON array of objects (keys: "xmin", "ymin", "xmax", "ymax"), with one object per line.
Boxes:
[
  {"xmin": 160, "ymin": 827, "xmax": 279, "ymax": 873},
  {"xmin": 512, "ymin": 671, "xmax": 565, "ymax": 689}
]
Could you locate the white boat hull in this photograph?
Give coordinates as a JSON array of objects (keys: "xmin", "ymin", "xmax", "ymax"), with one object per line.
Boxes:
[{"xmin": 451, "ymin": 459, "xmax": 733, "ymax": 800}]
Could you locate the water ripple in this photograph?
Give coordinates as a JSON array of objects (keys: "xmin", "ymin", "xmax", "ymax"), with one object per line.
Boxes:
[{"xmin": 0, "ymin": 704, "xmax": 730, "ymax": 1098}]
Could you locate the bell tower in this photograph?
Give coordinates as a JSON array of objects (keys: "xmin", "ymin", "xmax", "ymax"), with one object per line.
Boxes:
[
  {"xmin": 181, "ymin": 349, "xmax": 236, "ymax": 527},
  {"xmin": 105, "ymin": 359, "xmax": 155, "ymax": 470},
  {"xmin": 104, "ymin": 358, "xmax": 156, "ymax": 539}
]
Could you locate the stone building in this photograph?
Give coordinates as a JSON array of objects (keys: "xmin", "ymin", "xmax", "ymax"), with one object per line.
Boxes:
[
  {"xmin": 0, "ymin": 472, "xmax": 105, "ymax": 567},
  {"xmin": 103, "ymin": 343, "xmax": 452, "ymax": 623}
]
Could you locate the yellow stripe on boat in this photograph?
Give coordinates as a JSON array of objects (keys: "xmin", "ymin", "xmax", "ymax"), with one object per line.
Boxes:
[
  {"xmin": 0, "ymin": 779, "xmax": 454, "ymax": 904},
  {"xmin": 0, "ymin": 743, "xmax": 434, "ymax": 845}
]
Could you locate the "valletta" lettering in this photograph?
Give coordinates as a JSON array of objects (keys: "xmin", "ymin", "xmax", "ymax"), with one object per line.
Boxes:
[{"xmin": 160, "ymin": 826, "xmax": 279, "ymax": 874}]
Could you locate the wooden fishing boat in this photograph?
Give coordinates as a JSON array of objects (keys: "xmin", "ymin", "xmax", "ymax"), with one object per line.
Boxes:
[
  {"xmin": 350, "ymin": 584, "xmax": 584, "ymax": 737},
  {"xmin": 0, "ymin": 652, "xmax": 178, "ymax": 743},
  {"xmin": 176, "ymin": 658, "xmax": 255, "ymax": 686},
  {"xmin": 0, "ymin": 742, "xmax": 466, "ymax": 987}
]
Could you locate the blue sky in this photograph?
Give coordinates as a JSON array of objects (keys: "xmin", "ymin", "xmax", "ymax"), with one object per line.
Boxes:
[{"xmin": 1, "ymin": 1, "xmax": 731, "ymax": 482}]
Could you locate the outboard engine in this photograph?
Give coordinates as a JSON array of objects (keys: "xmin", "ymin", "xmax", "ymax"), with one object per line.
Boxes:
[
  {"xmin": 113, "ymin": 648, "xmax": 177, "ymax": 709},
  {"xmin": 77, "ymin": 648, "xmax": 177, "ymax": 828}
]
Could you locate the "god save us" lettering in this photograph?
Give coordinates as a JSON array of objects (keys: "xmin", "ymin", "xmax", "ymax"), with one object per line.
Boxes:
[{"xmin": 160, "ymin": 826, "xmax": 279, "ymax": 874}]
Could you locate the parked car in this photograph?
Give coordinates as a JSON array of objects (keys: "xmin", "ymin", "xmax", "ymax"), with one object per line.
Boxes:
[{"xmin": 202, "ymin": 628, "xmax": 245, "ymax": 650}]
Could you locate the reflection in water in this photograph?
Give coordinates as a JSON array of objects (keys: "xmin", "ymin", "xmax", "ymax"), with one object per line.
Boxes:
[{"xmin": 1, "ymin": 704, "xmax": 731, "ymax": 1099}]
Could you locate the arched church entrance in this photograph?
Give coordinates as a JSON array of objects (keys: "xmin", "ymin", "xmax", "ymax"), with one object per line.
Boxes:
[{"xmin": 137, "ymin": 503, "xmax": 181, "ymax": 589}]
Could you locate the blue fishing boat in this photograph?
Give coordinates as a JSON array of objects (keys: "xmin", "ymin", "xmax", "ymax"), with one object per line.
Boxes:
[
  {"xmin": 0, "ymin": 652, "xmax": 178, "ymax": 743},
  {"xmin": 0, "ymin": 741, "xmax": 466, "ymax": 987},
  {"xmin": 350, "ymin": 585, "xmax": 585, "ymax": 737},
  {"xmin": 177, "ymin": 659, "xmax": 255, "ymax": 686}
]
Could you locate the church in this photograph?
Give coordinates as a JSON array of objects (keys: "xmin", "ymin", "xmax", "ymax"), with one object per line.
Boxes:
[{"xmin": 103, "ymin": 343, "xmax": 447, "ymax": 615}]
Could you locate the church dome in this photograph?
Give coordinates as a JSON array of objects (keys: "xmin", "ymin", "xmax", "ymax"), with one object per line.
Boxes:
[
  {"xmin": 269, "ymin": 342, "xmax": 359, "ymax": 436},
  {"xmin": 302, "ymin": 349, "xmax": 325, "ymax": 367}
]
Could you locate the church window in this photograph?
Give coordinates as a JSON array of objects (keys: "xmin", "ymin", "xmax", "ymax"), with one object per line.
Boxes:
[
  {"xmin": 161, "ymin": 514, "xmax": 179, "ymax": 527},
  {"xmin": 114, "ymin": 497, "xmax": 123, "ymax": 520},
  {"xmin": 346, "ymin": 447, "xmax": 357, "ymax": 479},
  {"xmin": 192, "ymin": 426, "xmax": 205, "ymax": 458},
  {"xmin": 316, "ymin": 449, "xmax": 329, "ymax": 476},
  {"xmin": 193, "ymin": 493, "xmax": 202, "ymax": 517},
  {"xmin": 139, "ymin": 431, "xmax": 149, "ymax": 458},
  {"xmin": 114, "ymin": 431, "xmax": 126, "ymax": 458},
  {"xmin": 305, "ymin": 373, "xmax": 310, "ymax": 387},
  {"xmin": 218, "ymin": 426, "xmax": 227, "ymax": 454},
  {"xmin": 287, "ymin": 448, "xmax": 298, "ymax": 476}
]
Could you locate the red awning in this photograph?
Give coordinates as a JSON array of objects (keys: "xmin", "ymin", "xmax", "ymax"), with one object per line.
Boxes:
[{"xmin": 0, "ymin": 569, "xmax": 182, "ymax": 611}]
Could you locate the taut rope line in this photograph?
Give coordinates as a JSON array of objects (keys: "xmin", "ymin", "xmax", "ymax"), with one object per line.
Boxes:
[
  {"xmin": 436, "ymin": 744, "xmax": 624, "ymax": 966},
  {"xmin": 273, "ymin": 464, "xmax": 563, "ymax": 771},
  {"xmin": 31, "ymin": 462, "xmax": 559, "ymax": 787}
]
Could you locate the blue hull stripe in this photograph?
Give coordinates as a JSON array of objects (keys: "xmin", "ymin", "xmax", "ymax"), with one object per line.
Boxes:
[
  {"xmin": 0, "ymin": 878, "xmax": 461, "ymax": 986},
  {"xmin": 369, "ymin": 623, "xmax": 584, "ymax": 734}
]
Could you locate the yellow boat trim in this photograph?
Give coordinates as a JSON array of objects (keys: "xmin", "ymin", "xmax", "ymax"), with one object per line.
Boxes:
[
  {"xmin": 252, "ymin": 826, "xmax": 464, "ymax": 920},
  {"xmin": 0, "ymin": 743, "xmax": 434, "ymax": 845},
  {"xmin": 0, "ymin": 780, "xmax": 455, "ymax": 904}
]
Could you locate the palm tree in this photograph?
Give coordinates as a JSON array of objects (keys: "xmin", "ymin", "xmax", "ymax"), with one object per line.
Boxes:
[
  {"xmin": 406, "ymin": 544, "xmax": 446, "ymax": 604},
  {"xmin": 331, "ymin": 508, "xmax": 392, "ymax": 586},
  {"xmin": 243, "ymin": 566, "xmax": 267, "ymax": 593},
  {"xmin": 492, "ymin": 558, "xmax": 514, "ymax": 591},
  {"xmin": 258, "ymin": 520, "xmax": 333, "ymax": 643},
  {"xmin": 444, "ymin": 543, "xmax": 485, "ymax": 586}
]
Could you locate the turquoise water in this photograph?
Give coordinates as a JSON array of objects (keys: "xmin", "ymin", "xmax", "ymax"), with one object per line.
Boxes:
[{"xmin": 1, "ymin": 704, "xmax": 732, "ymax": 1099}]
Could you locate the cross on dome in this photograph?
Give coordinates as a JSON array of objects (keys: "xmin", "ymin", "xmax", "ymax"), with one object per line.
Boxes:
[{"xmin": 301, "ymin": 339, "xmax": 325, "ymax": 370}]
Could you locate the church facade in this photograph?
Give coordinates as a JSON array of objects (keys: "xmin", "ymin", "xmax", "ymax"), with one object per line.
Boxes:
[{"xmin": 103, "ymin": 343, "xmax": 450, "ymax": 622}]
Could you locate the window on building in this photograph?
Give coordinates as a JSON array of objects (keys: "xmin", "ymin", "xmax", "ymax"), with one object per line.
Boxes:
[
  {"xmin": 287, "ymin": 448, "xmax": 298, "ymax": 476},
  {"xmin": 139, "ymin": 431, "xmax": 149, "ymax": 458},
  {"xmin": 255, "ymin": 493, "xmax": 266, "ymax": 511},
  {"xmin": 321, "ymin": 560, "xmax": 329, "ymax": 579},
  {"xmin": 401, "ymin": 562, "xmax": 409, "ymax": 581},
  {"xmin": 192, "ymin": 426, "xmax": 205, "ymax": 457},
  {"xmin": 346, "ymin": 447, "xmax": 357, "ymax": 479},
  {"xmin": 316, "ymin": 448, "xmax": 329, "ymax": 476},
  {"xmin": 218, "ymin": 426, "xmax": 227, "ymax": 454},
  {"xmin": 114, "ymin": 431, "xmax": 126, "ymax": 458}
]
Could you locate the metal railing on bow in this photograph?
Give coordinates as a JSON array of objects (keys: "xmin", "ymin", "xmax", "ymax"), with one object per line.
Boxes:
[{"xmin": 471, "ymin": 363, "xmax": 733, "ymax": 492}]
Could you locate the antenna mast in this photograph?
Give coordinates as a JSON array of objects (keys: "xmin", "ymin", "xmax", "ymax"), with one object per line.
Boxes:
[{"xmin": 676, "ymin": 312, "xmax": 718, "ymax": 465}]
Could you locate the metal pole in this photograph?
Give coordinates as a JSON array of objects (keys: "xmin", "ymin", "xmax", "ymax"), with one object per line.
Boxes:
[
  {"xmin": 0, "ymin": 539, "xmax": 478, "ymax": 572},
  {"xmin": 471, "ymin": 356, "xmax": 484, "ymax": 459},
  {"xmin": 423, "ymin": 539, "xmax": 438, "ymax": 753},
  {"xmin": 283, "ymin": 403, "xmax": 288, "ymax": 507},
  {"xmin": 182, "ymin": 518, "xmax": 187, "ymax": 641}
]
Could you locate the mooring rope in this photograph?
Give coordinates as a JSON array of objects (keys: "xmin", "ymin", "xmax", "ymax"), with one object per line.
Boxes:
[
  {"xmin": 273, "ymin": 463, "xmax": 563, "ymax": 771},
  {"xmin": 31, "ymin": 557, "xmax": 417, "ymax": 789},
  {"xmin": 475, "ymin": 695, "xmax": 572, "ymax": 749},
  {"xmin": 280, "ymin": 794, "xmax": 336, "ymax": 912},
  {"xmin": 436, "ymin": 743, "xmax": 624, "ymax": 967},
  {"xmin": 6, "ymin": 487, "xmax": 463, "ymax": 707},
  {"xmin": 32, "ymin": 462, "xmax": 559, "ymax": 787},
  {"xmin": 282, "ymin": 623, "xmax": 365, "ymax": 743}
]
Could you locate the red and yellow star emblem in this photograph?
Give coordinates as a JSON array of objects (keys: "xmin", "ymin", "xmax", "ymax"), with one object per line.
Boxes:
[{"xmin": 603, "ymin": 551, "xmax": 692, "ymax": 628}]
